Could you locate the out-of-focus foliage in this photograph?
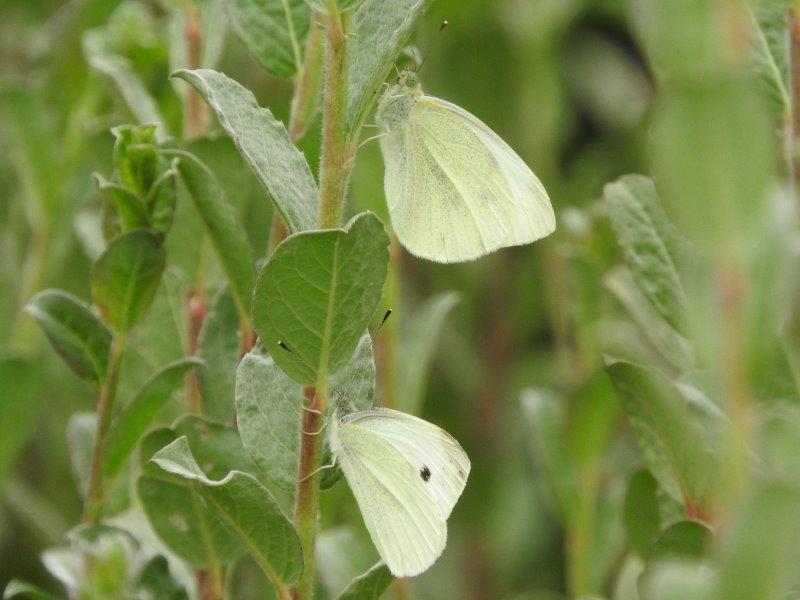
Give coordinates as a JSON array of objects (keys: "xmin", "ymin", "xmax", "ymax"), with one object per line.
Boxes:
[{"xmin": 2, "ymin": 0, "xmax": 800, "ymax": 598}]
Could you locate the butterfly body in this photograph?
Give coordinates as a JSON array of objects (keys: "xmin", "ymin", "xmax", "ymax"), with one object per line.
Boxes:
[
  {"xmin": 329, "ymin": 407, "xmax": 470, "ymax": 577},
  {"xmin": 376, "ymin": 70, "xmax": 555, "ymax": 263}
]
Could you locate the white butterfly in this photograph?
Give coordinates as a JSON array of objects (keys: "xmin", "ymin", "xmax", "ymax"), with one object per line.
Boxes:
[
  {"xmin": 375, "ymin": 70, "xmax": 555, "ymax": 263},
  {"xmin": 329, "ymin": 407, "xmax": 470, "ymax": 577}
]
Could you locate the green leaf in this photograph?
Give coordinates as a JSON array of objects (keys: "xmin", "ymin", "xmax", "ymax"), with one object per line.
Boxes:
[
  {"xmin": 3, "ymin": 580, "xmax": 59, "ymax": 600},
  {"xmin": 144, "ymin": 160, "xmax": 179, "ymax": 234},
  {"xmin": 164, "ymin": 149, "xmax": 256, "ymax": 326},
  {"xmin": 647, "ymin": 520, "xmax": 711, "ymax": 563},
  {"xmin": 137, "ymin": 418, "xmax": 253, "ymax": 568},
  {"xmin": 395, "ymin": 292, "xmax": 458, "ymax": 414},
  {"xmin": 198, "ymin": 287, "xmax": 241, "ymax": 423},
  {"xmin": 67, "ymin": 413, "xmax": 96, "ymax": 499},
  {"xmin": 225, "ymin": 0, "xmax": 310, "ymax": 78},
  {"xmin": 335, "ymin": 562, "xmax": 393, "ymax": 600},
  {"xmin": 236, "ymin": 333, "xmax": 375, "ymax": 490},
  {"xmin": 85, "ymin": 51, "xmax": 169, "ymax": 141},
  {"xmin": 103, "ymin": 357, "xmax": 203, "ymax": 479},
  {"xmin": 134, "ymin": 555, "xmax": 189, "ymax": 600},
  {"xmin": 520, "ymin": 388, "xmax": 577, "ymax": 521},
  {"xmin": 91, "ymin": 229, "xmax": 166, "ymax": 333},
  {"xmin": 152, "ymin": 436, "xmax": 303, "ymax": 586},
  {"xmin": 253, "ymin": 212, "xmax": 389, "ymax": 384},
  {"xmin": 716, "ymin": 484, "xmax": 800, "ymax": 600},
  {"xmin": 624, "ymin": 469, "xmax": 661, "ymax": 557},
  {"xmin": 24, "ymin": 289, "xmax": 113, "ymax": 383},
  {"xmin": 172, "ymin": 69, "xmax": 319, "ymax": 233},
  {"xmin": 748, "ymin": 0, "xmax": 791, "ymax": 118},
  {"xmin": 603, "ymin": 175, "xmax": 688, "ymax": 333},
  {"xmin": 0, "ymin": 357, "xmax": 43, "ymax": 488},
  {"xmin": 605, "ymin": 360, "xmax": 728, "ymax": 507},
  {"xmin": 347, "ymin": 0, "xmax": 433, "ymax": 131},
  {"xmin": 604, "ymin": 267, "xmax": 695, "ymax": 373},
  {"xmin": 93, "ymin": 175, "xmax": 150, "ymax": 232}
]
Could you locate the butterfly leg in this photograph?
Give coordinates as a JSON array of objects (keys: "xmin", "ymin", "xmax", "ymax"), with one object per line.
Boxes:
[{"xmin": 299, "ymin": 456, "xmax": 338, "ymax": 482}]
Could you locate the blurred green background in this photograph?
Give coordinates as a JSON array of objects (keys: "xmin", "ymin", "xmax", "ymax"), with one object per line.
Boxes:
[{"xmin": 2, "ymin": 0, "xmax": 799, "ymax": 599}]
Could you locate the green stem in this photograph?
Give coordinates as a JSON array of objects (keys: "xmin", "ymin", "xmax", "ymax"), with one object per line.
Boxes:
[
  {"xmin": 317, "ymin": 4, "xmax": 353, "ymax": 229},
  {"xmin": 83, "ymin": 334, "xmax": 126, "ymax": 524},
  {"xmin": 291, "ymin": 385, "xmax": 326, "ymax": 600},
  {"xmin": 291, "ymin": 5, "xmax": 352, "ymax": 598}
]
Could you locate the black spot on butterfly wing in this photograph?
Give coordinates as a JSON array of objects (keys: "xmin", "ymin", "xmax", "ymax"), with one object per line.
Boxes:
[{"xmin": 420, "ymin": 465, "xmax": 431, "ymax": 482}]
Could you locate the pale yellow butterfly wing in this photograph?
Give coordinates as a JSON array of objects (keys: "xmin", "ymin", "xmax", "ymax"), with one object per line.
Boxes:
[{"xmin": 379, "ymin": 94, "xmax": 555, "ymax": 262}]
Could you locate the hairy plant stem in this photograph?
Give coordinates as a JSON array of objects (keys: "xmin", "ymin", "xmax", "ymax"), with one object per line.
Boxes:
[
  {"xmin": 318, "ymin": 3, "xmax": 353, "ymax": 230},
  {"xmin": 182, "ymin": 0, "xmax": 209, "ymax": 139},
  {"xmin": 291, "ymin": 6, "xmax": 351, "ymax": 598},
  {"xmin": 291, "ymin": 385, "xmax": 326, "ymax": 600},
  {"xmin": 83, "ymin": 334, "xmax": 125, "ymax": 524}
]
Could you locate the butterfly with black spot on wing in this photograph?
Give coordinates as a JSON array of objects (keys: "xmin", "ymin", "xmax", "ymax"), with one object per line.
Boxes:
[{"xmin": 329, "ymin": 407, "xmax": 470, "ymax": 577}]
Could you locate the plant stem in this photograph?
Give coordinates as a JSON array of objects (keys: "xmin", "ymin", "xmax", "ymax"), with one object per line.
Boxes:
[
  {"xmin": 83, "ymin": 334, "xmax": 125, "ymax": 524},
  {"xmin": 291, "ymin": 5, "xmax": 352, "ymax": 598},
  {"xmin": 291, "ymin": 385, "xmax": 326, "ymax": 600},
  {"xmin": 318, "ymin": 3, "xmax": 353, "ymax": 229},
  {"xmin": 182, "ymin": 0, "xmax": 209, "ymax": 139}
]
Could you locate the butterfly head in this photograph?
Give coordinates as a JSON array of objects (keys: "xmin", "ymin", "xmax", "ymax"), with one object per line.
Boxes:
[{"xmin": 376, "ymin": 70, "xmax": 422, "ymax": 131}]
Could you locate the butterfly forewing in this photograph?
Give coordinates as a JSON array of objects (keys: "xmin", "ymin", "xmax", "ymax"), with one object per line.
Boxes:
[{"xmin": 346, "ymin": 408, "xmax": 470, "ymax": 519}]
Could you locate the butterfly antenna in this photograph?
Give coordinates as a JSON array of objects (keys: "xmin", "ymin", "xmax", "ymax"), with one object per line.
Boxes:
[
  {"xmin": 393, "ymin": 63, "xmax": 402, "ymax": 79},
  {"xmin": 439, "ymin": 19, "xmax": 448, "ymax": 31}
]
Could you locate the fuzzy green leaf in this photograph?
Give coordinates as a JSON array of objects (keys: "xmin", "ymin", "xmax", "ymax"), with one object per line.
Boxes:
[
  {"xmin": 605, "ymin": 360, "xmax": 727, "ymax": 507},
  {"xmin": 347, "ymin": 0, "xmax": 432, "ymax": 131},
  {"xmin": 748, "ymin": 0, "xmax": 791, "ymax": 118},
  {"xmin": 253, "ymin": 212, "xmax": 389, "ymax": 384},
  {"xmin": 335, "ymin": 562, "xmax": 393, "ymax": 600},
  {"xmin": 647, "ymin": 520, "xmax": 711, "ymax": 563},
  {"xmin": 165, "ymin": 149, "xmax": 256, "ymax": 326},
  {"xmin": 93, "ymin": 175, "xmax": 150, "ymax": 232},
  {"xmin": 137, "ymin": 417, "xmax": 258, "ymax": 568},
  {"xmin": 91, "ymin": 229, "xmax": 166, "ymax": 333},
  {"xmin": 25, "ymin": 289, "xmax": 112, "ymax": 383},
  {"xmin": 172, "ymin": 69, "xmax": 319, "ymax": 233},
  {"xmin": 395, "ymin": 292, "xmax": 458, "ymax": 414},
  {"xmin": 103, "ymin": 357, "xmax": 203, "ymax": 479},
  {"xmin": 152, "ymin": 436, "xmax": 303, "ymax": 586},
  {"xmin": 235, "ymin": 333, "xmax": 375, "ymax": 490},
  {"xmin": 198, "ymin": 287, "xmax": 241, "ymax": 423},
  {"xmin": 3, "ymin": 580, "xmax": 58, "ymax": 600},
  {"xmin": 604, "ymin": 267, "xmax": 694, "ymax": 373},
  {"xmin": 603, "ymin": 175, "xmax": 687, "ymax": 333},
  {"xmin": 225, "ymin": 0, "xmax": 310, "ymax": 78},
  {"xmin": 85, "ymin": 51, "xmax": 169, "ymax": 141},
  {"xmin": 624, "ymin": 469, "xmax": 661, "ymax": 557}
]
